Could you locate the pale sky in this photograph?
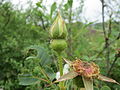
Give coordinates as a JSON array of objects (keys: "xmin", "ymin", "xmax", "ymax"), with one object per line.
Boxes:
[
  {"xmin": 11, "ymin": 0, "xmax": 103, "ymax": 22},
  {"xmin": 83, "ymin": 0, "xmax": 102, "ymax": 22}
]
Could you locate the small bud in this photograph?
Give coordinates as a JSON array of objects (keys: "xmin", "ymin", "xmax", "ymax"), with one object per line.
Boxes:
[
  {"xmin": 50, "ymin": 12, "xmax": 68, "ymax": 39},
  {"xmin": 50, "ymin": 39, "xmax": 67, "ymax": 52}
]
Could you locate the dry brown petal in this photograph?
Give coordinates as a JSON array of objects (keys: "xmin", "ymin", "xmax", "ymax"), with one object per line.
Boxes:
[
  {"xmin": 98, "ymin": 74, "xmax": 120, "ymax": 85},
  {"xmin": 63, "ymin": 58, "xmax": 72, "ymax": 65}
]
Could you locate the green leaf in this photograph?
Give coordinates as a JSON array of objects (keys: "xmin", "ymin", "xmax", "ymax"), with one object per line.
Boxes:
[
  {"xmin": 100, "ymin": 86, "xmax": 111, "ymax": 90},
  {"xmin": 36, "ymin": 2, "xmax": 42, "ymax": 8},
  {"xmin": 64, "ymin": 0, "xmax": 73, "ymax": 10},
  {"xmin": 26, "ymin": 45, "xmax": 51, "ymax": 65},
  {"xmin": 68, "ymin": 0, "xmax": 73, "ymax": 7},
  {"xmin": 45, "ymin": 66, "xmax": 55, "ymax": 81},
  {"xmin": 50, "ymin": 2, "xmax": 56, "ymax": 17},
  {"xmin": 94, "ymin": 86, "xmax": 99, "ymax": 90},
  {"xmin": 82, "ymin": 76, "xmax": 93, "ymax": 90},
  {"xmin": 19, "ymin": 74, "xmax": 39, "ymax": 85},
  {"xmin": 64, "ymin": 3, "xmax": 69, "ymax": 10}
]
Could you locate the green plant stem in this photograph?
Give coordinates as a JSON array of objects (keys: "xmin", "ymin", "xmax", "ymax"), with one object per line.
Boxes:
[{"xmin": 57, "ymin": 52, "xmax": 65, "ymax": 90}]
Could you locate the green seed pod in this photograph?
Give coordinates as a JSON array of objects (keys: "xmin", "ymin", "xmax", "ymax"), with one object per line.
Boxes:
[
  {"xmin": 50, "ymin": 12, "xmax": 68, "ymax": 39},
  {"xmin": 50, "ymin": 39, "xmax": 67, "ymax": 52}
]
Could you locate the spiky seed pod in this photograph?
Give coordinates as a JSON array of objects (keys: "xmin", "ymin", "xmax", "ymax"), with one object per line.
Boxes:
[
  {"xmin": 50, "ymin": 13, "xmax": 68, "ymax": 39},
  {"xmin": 50, "ymin": 39, "xmax": 67, "ymax": 52}
]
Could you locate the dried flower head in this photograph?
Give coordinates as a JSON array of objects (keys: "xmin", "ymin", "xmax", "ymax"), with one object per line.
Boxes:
[
  {"xmin": 52, "ymin": 59, "xmax": 120, "ymax": 90},
  {"xmin": 72, "ymin": 60, "xmax": 100, "ymax": 78}
]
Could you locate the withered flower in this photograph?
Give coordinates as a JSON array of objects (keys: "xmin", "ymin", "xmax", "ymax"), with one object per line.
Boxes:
[
  {"xmin": 53, "ymin": 59, "xmax": 120, "ymax": 90},
  {"xmin": 71, "ymin": 60, "xmax": 100, "ymax": 78}
]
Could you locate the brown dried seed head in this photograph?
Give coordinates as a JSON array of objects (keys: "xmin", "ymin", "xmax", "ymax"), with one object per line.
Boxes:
[{"xmin": 72, "ymin": 60, "xmax": 100, "ymax": 78}]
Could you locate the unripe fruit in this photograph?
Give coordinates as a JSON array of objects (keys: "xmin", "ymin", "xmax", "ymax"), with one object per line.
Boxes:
[
  {"xmin": 50, "ymin": 39, "xmax": 67, "ymax": 52},
  {"xmin": 50, "ymin": 12, "xmax": 68, "ymax": 39}
]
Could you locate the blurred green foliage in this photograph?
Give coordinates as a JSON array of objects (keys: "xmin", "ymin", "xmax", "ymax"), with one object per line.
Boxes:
[{"xmin": 0, "ymin": 0, "xmax": 119, "ymax": 90}]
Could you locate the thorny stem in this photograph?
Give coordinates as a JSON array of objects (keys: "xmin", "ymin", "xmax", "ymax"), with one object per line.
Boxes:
[{"xmin": 57, "ymin": 52, "xmax": 65, "ymax": 90}]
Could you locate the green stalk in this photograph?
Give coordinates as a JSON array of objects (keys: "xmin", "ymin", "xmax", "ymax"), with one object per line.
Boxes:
[{"xmin": 57, "ymin": 52, "xmax": 65, "ymax": 90}]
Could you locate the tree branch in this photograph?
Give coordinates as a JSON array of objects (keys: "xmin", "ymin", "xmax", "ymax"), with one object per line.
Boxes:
[
  {"xmin": 96, "ymin": 32, "xmax": 120, "ymax": 58},
  {"xmin": 107, "ymin": 53, "xmax": 120, "ymax": 76}
]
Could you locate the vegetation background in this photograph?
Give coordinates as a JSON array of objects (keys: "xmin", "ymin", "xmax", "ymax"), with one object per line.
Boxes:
[{"xmin": 0, "ymin": 0, "xmax": 120, "ymax": 89}]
